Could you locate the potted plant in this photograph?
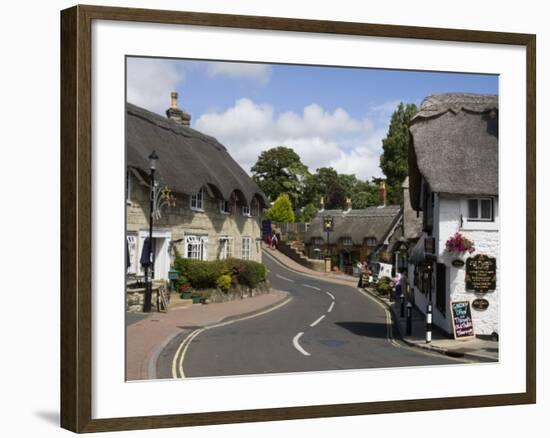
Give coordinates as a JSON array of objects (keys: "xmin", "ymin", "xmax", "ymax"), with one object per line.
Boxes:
[
  {"xmin": 179, "ymin": 283, "xmax": 193, "ymax": 299},
  {"xmin": 191, "ymin": 291, "xmax": 202, "ymax": 304},
  {"xmin": 445, "ymin": 232, "xmax": 475, "ymax": 255}
]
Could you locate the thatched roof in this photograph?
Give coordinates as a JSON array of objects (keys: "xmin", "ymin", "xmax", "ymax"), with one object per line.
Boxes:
[
  {"xmin": 126, "ymin": 103, "xmax": 268, "ymax": 208},
  {"xmin": 408, "ymin": 93, "xmax": 498, "ymax": 210},
  {"xmin": 305, "ymin": 206, "xmax": 402, "ymax": 245},
  {"xmin": 402, "ymin": 177, "xmax": 423, "ymax": 240}
]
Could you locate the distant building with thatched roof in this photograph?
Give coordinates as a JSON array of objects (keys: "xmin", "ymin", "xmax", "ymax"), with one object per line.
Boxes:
[
  {"xmin": 304, "ymin": 182, "xmax": 402, "ymax": 274},
  {"xmin": 408, "ymin": 93, "xmax": 499, "ymax": 337},
  {"xmin": 125, "ymin": 93, "xmax": 268, "ymax": 280}
]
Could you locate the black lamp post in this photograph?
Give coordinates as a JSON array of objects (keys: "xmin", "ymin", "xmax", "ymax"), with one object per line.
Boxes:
[
  {"xmin": 323, "ymin": 215, "xmax": 334, "ymax": 258},
  {"xmin": 144, "ymin": 150, "xmax": 158, "ymax": 313}
]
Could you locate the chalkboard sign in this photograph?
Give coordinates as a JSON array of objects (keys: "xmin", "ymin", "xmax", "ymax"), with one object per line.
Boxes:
[
  {"xmin": 450, "ymin": 301, "xmax": 474, "ymax": 339},
  {"xmin": 465, "ymin": 254, "xmax": 496, "ymax": 293}
]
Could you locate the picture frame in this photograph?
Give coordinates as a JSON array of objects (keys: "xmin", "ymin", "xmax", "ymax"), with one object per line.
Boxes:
[{"xmin": 60, "ymin": 4, "xmax": 536, "ymax": 433}]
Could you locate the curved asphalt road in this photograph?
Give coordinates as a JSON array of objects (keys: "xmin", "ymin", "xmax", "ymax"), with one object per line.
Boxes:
[{"xmin": 158, "ymin": 250, "xmax": 466, "ymax": 379}]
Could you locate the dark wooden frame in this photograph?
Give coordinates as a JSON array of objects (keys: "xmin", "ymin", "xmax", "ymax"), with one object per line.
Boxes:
[{"xmin": 61, "ymin": 4, "xmax": 536, "ymax": 433}]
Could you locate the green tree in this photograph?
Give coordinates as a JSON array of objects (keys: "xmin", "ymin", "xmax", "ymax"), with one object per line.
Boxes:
[
  {"xmin": 379, "ymin": 102, "xmax": 418, "ymax": 204},
  {"xmin": 295, "ymin": 203, "xmax": 319, "ymax": 223},
  {"xmin": 264, "ymin": 193, "xmax": 295, "ymax": 223},
  {"xmin": 313, "ymin": 167, "xmax": 347, "ymax": 209},
  {"xmin": 251, "ymin": 146, "xmax": 309, "ymax": 208}
]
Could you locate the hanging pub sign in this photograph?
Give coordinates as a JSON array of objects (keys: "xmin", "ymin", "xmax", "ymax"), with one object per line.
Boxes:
[
  {"xmin": 323, "ymin": 216, "xmax": 334, "ymax": 232},
  {"xmin": 472, "ymin": 298, "xmax": 490, "ymax": 311},
  {"xmin": 452, "ymin": 259, "xmax": 465, "ymax": 268},
  {"xmin": 450, "ymin": 301, "xmax": 475, "ymax": 339},
  {"xmin": 465, "ymin": 254, "xmax": 497, "ymax": 293}
]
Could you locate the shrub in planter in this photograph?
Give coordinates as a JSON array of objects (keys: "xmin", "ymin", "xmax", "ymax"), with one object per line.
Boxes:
[
  {"xmin": 377, "ymin": 276, "xmax": 392, "ymax": 295},
  {"xmin": 174, "ymin": 256, "xmax": 230, "ymax": 289},
  {"xmin": 236, "ymin": 260, "xmax": 268, "ymax": 289},
  {"xmin": 179, "ymin": 283, "xmax": 193, "ymax": 299},
  {"xmin": 216, "ymin": 274, "xmax": 232, "ymax": 292}
]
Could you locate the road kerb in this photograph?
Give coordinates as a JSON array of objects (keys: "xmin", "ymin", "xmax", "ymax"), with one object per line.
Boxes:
[{"xmin": 361, "ymin": 287, "xmax": 492, "ymax": 362}]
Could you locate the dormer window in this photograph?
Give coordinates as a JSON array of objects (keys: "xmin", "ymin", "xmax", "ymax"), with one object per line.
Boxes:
[
  {"xmin": 190, "ymin": 188, "xmax": 204, "ymax": 211},
  {"xmin": 220, "ymin": 199, "xmax": 231, "ymax": 214},
  {"xmin": 340, "ymin": 237, "xmax": 353, "ymax": 247},
  {"xmin": 365, "ymin": 237, "xmax": 377, "ymax": 247},
  {"xmin": 242, "ymin": 205, "xmax": 251, "ymax": 217},
  {"xmin": 467, "ymin": 198, "xmax": 494, "ymax": 221}
]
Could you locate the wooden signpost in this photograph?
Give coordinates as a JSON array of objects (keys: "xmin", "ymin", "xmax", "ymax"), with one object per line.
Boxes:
[{"xmin": 450, "ymin": 301, "xmax": 474, "ymax": 339}]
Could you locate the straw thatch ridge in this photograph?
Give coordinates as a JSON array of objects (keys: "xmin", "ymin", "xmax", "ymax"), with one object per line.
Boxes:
[
  {"xmin": 126, "ymin": 103, "xmax": 268, "ymax": 208},
  {"xmin": 409, "ymin": 93, "xmax": 498, "ymax": 210},
  {"xmin": 305, "ymin": 206, "xmax": 402, "ymax": 245}
]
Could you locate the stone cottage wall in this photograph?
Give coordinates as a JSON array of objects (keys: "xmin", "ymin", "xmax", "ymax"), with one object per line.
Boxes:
[{"xmin": 127, "ymin": 173, "xmax": 262, "ymax": 264}]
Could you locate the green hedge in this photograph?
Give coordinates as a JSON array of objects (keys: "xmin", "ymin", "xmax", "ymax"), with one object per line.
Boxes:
[
  {"xmin": 173, "ymin": 256, "xmax": 268, "ymax": 290},
  {"xmin": 377, "ymin": 276, "xmax": 392, "ymax": 295}
]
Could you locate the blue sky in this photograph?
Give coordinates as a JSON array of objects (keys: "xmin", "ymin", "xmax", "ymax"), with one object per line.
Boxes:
[{"xmin": 127, "ymin": 57, "xmax": 497, "ymax": 180}]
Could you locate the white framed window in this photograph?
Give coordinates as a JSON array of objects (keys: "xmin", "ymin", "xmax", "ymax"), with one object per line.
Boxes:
[
  {"xmin": 241, "ymin": 237, "xmax": 252, "ymax": 260},
  {"xmin": 311, "ymin": 237, "xmax": 324, "ymax": 245},
  {"xmin": 184, "ymin": 235, "xmax": 208, "ymax": 260},
  {"xmin": 126, "ymin": 234, "xmax": 137, "ymax": 274},
  {"xmin": 190, "ymin": 188, "xmax": 204, "ymax": 211},
  {"xmin": 219, "ymin": 199, "xmax": 231, "ymax": 214},
  {"xmin": 340, "ymin": 237, "xmax": 353, "ymax": 246},
  {"xmin": 242, "ymin": 204, "xmax": 251, "ymax": 217},
  {"xmin": 467, "ymin": 198, "xmax": 494, "ymax": 221},
  {"xmin": 365, "ymin": 237, "xmax": 377, "ymax": 247},
  {"xmin": 218, "ymin": 236, "xmax": 233, "ymax": 260}
]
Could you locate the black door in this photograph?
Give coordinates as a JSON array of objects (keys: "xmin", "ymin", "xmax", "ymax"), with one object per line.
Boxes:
[{"xmin": 436, "ymin": 263, "xmax": 447, "ymax": 315}]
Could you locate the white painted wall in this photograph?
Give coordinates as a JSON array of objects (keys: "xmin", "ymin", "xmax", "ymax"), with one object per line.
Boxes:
[{"xmin": 436, "ymin": 194, "xmax": 500, "ymax": 335}]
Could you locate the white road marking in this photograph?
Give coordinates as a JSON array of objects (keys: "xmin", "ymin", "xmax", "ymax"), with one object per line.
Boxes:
[
  {"xmin": 302, "ymin": 284, "xmax": 321, "ymax": 291},
  {"xmin": 292, "ymin": 332, "xmax": 311, "ymax": 356},
  {"xmin": 172, "ymin": 296, "xmax": 293, "ymax": 378},
  {"xmin": 310, "ymin": 315, "xmax": 326, "ymax": 327},
  {"xmin": 276, "ymin": 274, "xmax": 294, "ymax": 282},
  {"xmin": 325, "ymin": 291, "xmax": 335, "ymax": 300},
  {"xmin": 328, "ymin": 302, "xmax": 335, "ymax": 313}
]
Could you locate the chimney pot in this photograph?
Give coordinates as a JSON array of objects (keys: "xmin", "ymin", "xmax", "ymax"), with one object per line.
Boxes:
[
  {"xmin": 378, "ymin": 181, "xmax": 387, "ymax": 207},
  {"xmin": 345, "ymin": 197, "xmax": 352, "ymax": 212},
  {"xmin": 170, "ymin": 91, "xmax": 178, "ymax": 109},
  {"xmin": 166, "ymin": 91, "xmax": 191, "ymax": 127}
]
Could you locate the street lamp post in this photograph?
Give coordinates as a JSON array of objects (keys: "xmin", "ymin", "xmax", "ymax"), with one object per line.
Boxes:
[
  {"xmin": 323, "ymin": 215, "xmax": 334, "ymax": 273},
  {"xmin": 144, "ymin": 150, "xmax": 158, "ymax": 313}
]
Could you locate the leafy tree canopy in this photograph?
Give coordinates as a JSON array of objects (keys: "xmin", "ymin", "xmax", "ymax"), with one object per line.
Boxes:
[
  {"xmin": 251, "ymin": 146, "xmax": 309, "ymax": 209},
  {"xmin": 379, "ymin": 102, "xmax": 418, "ymax": 204}
]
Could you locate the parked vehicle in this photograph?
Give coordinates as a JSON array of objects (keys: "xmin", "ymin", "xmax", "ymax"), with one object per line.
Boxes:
[{"xmin": 368, "ymin": 262, "xmax": 393, "ymax": 284}]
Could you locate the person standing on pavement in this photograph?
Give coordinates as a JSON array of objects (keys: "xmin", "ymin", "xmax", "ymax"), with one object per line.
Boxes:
[
  {"xmin": 394, "ymin": 271, "xmax": 402, "ymax": 301},
  {"xmin": 357, "ymin": 260, "xmax": 364, "ymax": 287},
  {"xmin": 271, "ymin": 233, "xmax": 278, "ymax": 250}
]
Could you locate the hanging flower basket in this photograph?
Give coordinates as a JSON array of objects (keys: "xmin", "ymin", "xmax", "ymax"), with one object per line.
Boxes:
[{"xmin": 445, "ymin": 232, "xmax": 475, "ymax": 255}]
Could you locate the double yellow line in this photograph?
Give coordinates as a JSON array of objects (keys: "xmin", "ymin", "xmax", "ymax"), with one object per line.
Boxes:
[{"xmin": 171, "ymin": 296, "xmax": 293, "ymax": 379}]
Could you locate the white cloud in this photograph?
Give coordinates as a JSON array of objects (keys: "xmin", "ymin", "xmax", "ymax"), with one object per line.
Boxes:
[
  {"xmin": 195, "ymin": 98, "xmax": 384, "ymax": 180},
  {"xmin": 206, "ymin": 62, "xmax": 271, "ymax": 85},
  {"xmin": 126, "ymin": 58, "xmax": 185, "ymax": 114}
]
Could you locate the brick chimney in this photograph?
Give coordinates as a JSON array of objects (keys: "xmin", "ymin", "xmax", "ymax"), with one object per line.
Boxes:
[
  {"xmin": 344, "ymin": 197, "xmax": 352, "ymax": 212},
  {"xmin": 166, "ymin": 91, "xmax": 191, "ymax": 126},
  {"xmin": 378, "ymin": 181, "xmax": 387, "ymax": 207},
  {"xmin": 319, "ymin": 196, "xmax": 325, "ymax": 212}
]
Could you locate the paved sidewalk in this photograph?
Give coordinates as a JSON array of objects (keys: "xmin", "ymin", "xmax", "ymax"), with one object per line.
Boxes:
[
  {"xmin": 263, "ymin": 245, "xmax": 359, "ymax": 287},
  {"xmin": 126, "ymin": 289, "xmax": 290, "ymax": 381},
  {"xmin": 366, "ymin": 288, "xmax": 499, "ymax": 362}
]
